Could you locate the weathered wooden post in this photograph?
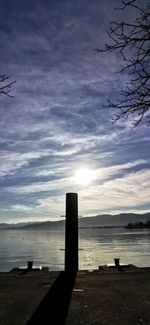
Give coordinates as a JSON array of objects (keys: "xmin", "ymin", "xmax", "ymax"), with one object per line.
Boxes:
[{"xmin": 65, "ymin": 193, "xmax": 78, "ymax": 272}]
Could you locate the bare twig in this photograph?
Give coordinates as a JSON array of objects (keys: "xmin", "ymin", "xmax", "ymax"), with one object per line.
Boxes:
[
  {"xmin": 0, "ymin": 74, "xmax": 16, "ymax": 98},
  {"xmin": 95, "ymin": 0, "xmax": 150, "ymax": 126}
]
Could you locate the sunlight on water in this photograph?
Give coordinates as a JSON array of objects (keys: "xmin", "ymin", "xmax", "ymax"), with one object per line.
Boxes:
[{"xmin": 0, "ymin": 228, "xmax": 150, "ymax": 271}]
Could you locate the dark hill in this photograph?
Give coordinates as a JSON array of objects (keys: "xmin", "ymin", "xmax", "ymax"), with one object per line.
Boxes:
[{"xmin": 1, "ymin": 212, "xmax": 150, "ymax": 230}]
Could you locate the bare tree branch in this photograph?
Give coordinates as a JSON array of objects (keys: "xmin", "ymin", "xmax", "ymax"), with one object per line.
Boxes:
[
  {"xmin": 0, "ymin": 74, "xmax": 16, "ymax": 98},
  {"xmin": 94, "ymin": 0, "xmax": 150, "ymax": 127}
]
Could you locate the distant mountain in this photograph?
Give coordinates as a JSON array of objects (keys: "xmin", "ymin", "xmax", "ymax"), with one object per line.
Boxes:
[
  {"xmin": 0, "ymin": 223, "xmax": 10, "ymax": 229},
  {"xmin": 22, "ymin": 220, "xmax": 64, "ymax": 230},
  {"xmin": 0, "ymin": 212, "xmax": 150, "ymax": 230},
  {"xmin": 79, "ymin": 213, "xmax": 150, "ymax": 228},
  {"xmin": 0, "ymin": 222, "xmax": 41, "ymax": 230}
]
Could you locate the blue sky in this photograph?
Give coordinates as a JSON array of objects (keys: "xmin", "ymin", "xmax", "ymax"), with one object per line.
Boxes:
[{"xmin": 0, "ymin": 0, "xmax": 149, "ymax": 223}]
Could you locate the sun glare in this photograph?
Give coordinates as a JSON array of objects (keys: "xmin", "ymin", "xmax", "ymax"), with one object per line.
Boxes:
[{"xmin": 74, "ymin": 168, "xmax": 95, "ymax": 186}]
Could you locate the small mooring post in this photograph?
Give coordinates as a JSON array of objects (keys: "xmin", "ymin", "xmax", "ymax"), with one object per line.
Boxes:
[
  {"xmin": 27, "ymin": 261, "xmax": 33, "ymax": 271},
  {"xmin": 65, "ymin": 193, "xmax": 78, "ymax": 272}
]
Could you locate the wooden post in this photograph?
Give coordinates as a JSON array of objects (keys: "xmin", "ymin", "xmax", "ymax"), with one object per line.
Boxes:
[{"xmin": 65, "ymin": 193, "xmax": 78, "ymax": 272}]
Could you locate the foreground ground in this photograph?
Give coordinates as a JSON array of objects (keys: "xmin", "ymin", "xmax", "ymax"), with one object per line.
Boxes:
[{"xmin": 0, "ymin": 267, "xmax": 150, "ymax": 325}]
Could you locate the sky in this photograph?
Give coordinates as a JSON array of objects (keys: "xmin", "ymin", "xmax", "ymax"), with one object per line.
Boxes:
[{"xmin": 0, "ymin": 0, "xmax": 149, "ymax": 223}]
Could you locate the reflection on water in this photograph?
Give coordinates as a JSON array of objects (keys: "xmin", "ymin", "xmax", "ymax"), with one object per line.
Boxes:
[
  {"xmin": 0, "ymin": 228, "xmax": 150, "ymax": 271},
  {"xmin": 0, "ymin": 229, "xmax": 65, "ymax": 272},
  {"xmin": 79, "ymin": 228, "xmax": 150, "ymax": 269}
]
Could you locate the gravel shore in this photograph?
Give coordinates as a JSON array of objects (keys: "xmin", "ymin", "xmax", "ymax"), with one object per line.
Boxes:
[{"xmin": 0, "ymin": 268, "xmax": 150, "ymax": 325}]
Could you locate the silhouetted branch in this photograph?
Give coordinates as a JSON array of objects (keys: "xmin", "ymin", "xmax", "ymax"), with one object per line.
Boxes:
[
  {"xmin": 0, "ymin": 74, "xmax": 16, "ymax": 98},
  {"xmin": 95, "ymin": 0, "xmax": 150, "ymax": 127}
]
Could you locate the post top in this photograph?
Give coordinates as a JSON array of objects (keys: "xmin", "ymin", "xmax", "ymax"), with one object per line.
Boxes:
[{"xmin": 66, "ymin": 192, "xmax": 78, "ymax": 196}]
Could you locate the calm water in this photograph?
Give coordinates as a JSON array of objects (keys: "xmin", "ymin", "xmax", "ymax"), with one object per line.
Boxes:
[{"xmin": 0, "ymin": 228, "xmax": 150, "ymax": 272}]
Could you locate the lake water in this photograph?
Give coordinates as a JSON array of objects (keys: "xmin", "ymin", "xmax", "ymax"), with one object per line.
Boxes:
[{"xmin": 0, "ymin": 228, "xmax": 150, "ymax": 272}]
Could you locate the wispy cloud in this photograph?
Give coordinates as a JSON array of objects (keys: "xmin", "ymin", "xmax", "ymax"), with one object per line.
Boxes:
[
  {"xmin": 0, "ymin": 0, "xmax": 149, "ymax": 222},
  {"xmin": 78, "ymin": 168, "xmax": 150, "ymax": 215}
]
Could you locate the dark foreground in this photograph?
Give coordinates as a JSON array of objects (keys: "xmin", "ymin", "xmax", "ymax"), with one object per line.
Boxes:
[{"xmin": 0, "ymin": 268, "xmax": 150, "ymax": 325}]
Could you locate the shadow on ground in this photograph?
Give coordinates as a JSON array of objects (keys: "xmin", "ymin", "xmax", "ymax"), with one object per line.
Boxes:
[{"xmin": 26, "ymin": 271, "xmax": 76, "ymax": 325}]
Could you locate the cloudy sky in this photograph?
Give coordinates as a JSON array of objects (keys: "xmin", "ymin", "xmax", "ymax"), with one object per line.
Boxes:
[{"xmin": 0, "ymin": 0, "xmax": 149, "ymax": 223}]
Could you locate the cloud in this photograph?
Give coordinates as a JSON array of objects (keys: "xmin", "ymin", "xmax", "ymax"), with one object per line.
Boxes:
[
  {"xmin": 0, "ymin": 150, "xmax": 53, "ymax": 177},
  {"xmin": 0, "ymin": 0, "xmax": 149, "ymax": 222},
  {"xmin": 77, "ymin": 168, "xmax": 150, "ymax": 215},
  {"xmin": 4, "ymin": 160, "xmax": 149, "ymax": 217},
  {"xmin": 10, "ymin": 205, "xmax": 33, "ymax": 212}
]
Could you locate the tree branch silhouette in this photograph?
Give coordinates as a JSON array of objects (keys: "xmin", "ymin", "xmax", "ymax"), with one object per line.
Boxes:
[
  {"xmin": 95, "ymin": 0, "xmax": 150, "ymax": 127},
  {"xmin": 0, "ymin": 74, "xmax": 16, "ymax": 98}
]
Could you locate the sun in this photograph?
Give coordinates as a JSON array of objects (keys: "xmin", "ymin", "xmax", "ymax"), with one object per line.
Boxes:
[{"xmin": 74, "ymin": 168, "xmax": 95, "ymax": 186}]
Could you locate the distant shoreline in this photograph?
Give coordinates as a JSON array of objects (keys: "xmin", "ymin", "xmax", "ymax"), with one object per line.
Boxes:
[
  {"xmin": 0, "ymin": 212, "xmax": 150, "ymax": 230},
  {"xmin": 0, "ymin": 226, "xmax": 124, "ymax": 230},
  {"xmin": 79, "ymin": 226, "xmax": 124, "ymax": 229},
  {"xmin": 125, "ymin": 220, "xmax": 150, "ymax": 229}
]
